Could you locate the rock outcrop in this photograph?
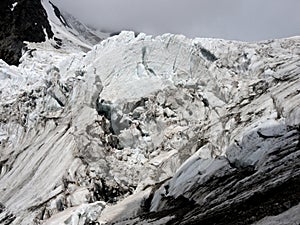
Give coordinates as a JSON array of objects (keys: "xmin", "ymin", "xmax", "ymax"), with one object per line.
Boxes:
[
  {"xmin": 0, "ymin": 0, "xmax": 54, "ymax": 65},
  {"xmin": 0, "ymin": 0, "xmax": 109, "ymax": 66},
  {"xmin": 0, "ymin": 21, "xmax": 299, "ymax": 225}
]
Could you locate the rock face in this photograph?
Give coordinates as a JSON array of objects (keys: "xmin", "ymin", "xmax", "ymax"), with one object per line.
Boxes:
[
  {"xmin": 0, "ymin": 0, "xmax": 54, "ymax": 65},
  {"xmin": 0, "ymin": 0, "xmax": 109, "ymax": 66},
  {"xmin": 0, "ymin": 5, "xmax": 300, "ymax": 224}
]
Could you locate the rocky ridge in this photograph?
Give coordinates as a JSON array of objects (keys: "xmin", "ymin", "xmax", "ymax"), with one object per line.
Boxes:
[
  {"xmin": 0, "ymin": 0, "xmax": 109, "ymax": 66},
  {"xmin": 0, "ymin": 0, "xmax": 53, "ymax": 65},
  {"xmin": 0, "ymin": 30, "xmax": 299, "ymax": 224}
]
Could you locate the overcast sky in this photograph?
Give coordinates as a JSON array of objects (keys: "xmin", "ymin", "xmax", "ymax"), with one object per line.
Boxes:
[{"xmin": 51, "ymin": 0, "xmax": 300, "ymax": 41}]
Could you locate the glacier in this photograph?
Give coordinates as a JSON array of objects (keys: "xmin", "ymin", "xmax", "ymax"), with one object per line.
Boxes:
[{"xmin": 0, "ymin": 1, "xmax": 300, "ymax": 225}]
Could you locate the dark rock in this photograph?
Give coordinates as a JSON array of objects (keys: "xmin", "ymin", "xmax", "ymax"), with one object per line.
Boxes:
[
  {"xmin": 0, "ymin": 202, "xmax": 16, "ymax": 224},
  {"xmin": 0, "ymin": 0, "xmax": 53, "ymax": 65},
  {"xmin": 49, "ymin": 1, "xmax": 70, "ymax": 28}
]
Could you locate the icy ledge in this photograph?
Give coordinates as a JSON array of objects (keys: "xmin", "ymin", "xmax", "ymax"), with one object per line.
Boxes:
[{"xmin": 0, "ymin": 32, "xmax": 299, "ymax": 224}]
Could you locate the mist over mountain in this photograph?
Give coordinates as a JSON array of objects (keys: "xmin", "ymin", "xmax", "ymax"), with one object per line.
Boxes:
[
  {"xmin": 0, "ymin": 1, "xmax": 299, "ymax": 225},
  {"xmin": 51, "ymin": 0, "xmax": 300, "ymax": 41}
]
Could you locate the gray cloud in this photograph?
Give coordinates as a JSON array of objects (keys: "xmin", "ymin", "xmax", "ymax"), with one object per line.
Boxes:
[{"xmin": 51, "ymin": 0, "xmax": 300, "ymax": 41}]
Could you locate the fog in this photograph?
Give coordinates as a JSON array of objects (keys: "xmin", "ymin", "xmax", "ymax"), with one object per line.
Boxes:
[{"xmin": 51, "ymin": 0, "xmax": 300, "ymax": 41}]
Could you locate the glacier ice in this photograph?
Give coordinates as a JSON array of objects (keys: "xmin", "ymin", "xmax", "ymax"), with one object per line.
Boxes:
[{"xmin": 0, "ymin": 24, "xmax": 299, "ymax": 225}]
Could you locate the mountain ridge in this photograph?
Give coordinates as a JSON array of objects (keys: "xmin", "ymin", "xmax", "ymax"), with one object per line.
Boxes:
[
  {"xmin": 0, "ymin": 0, "xmax": 53, "ymax": 65},
  {"xmin": 0, "ymin": 0, "xmax": 109, "ymax": 66}
]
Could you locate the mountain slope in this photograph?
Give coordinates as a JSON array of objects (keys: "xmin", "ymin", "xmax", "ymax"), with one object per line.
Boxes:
[
  {"xmin": 0, "ymin": 0, "xmax": 54, "ymax": 65},
  {"xmin": 42, "ymin": 0, "xmax": 109, "ymax": 50},
  {"xmin": 0, "ymin": 0, "xmax": 108, "ymax": 66}
]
